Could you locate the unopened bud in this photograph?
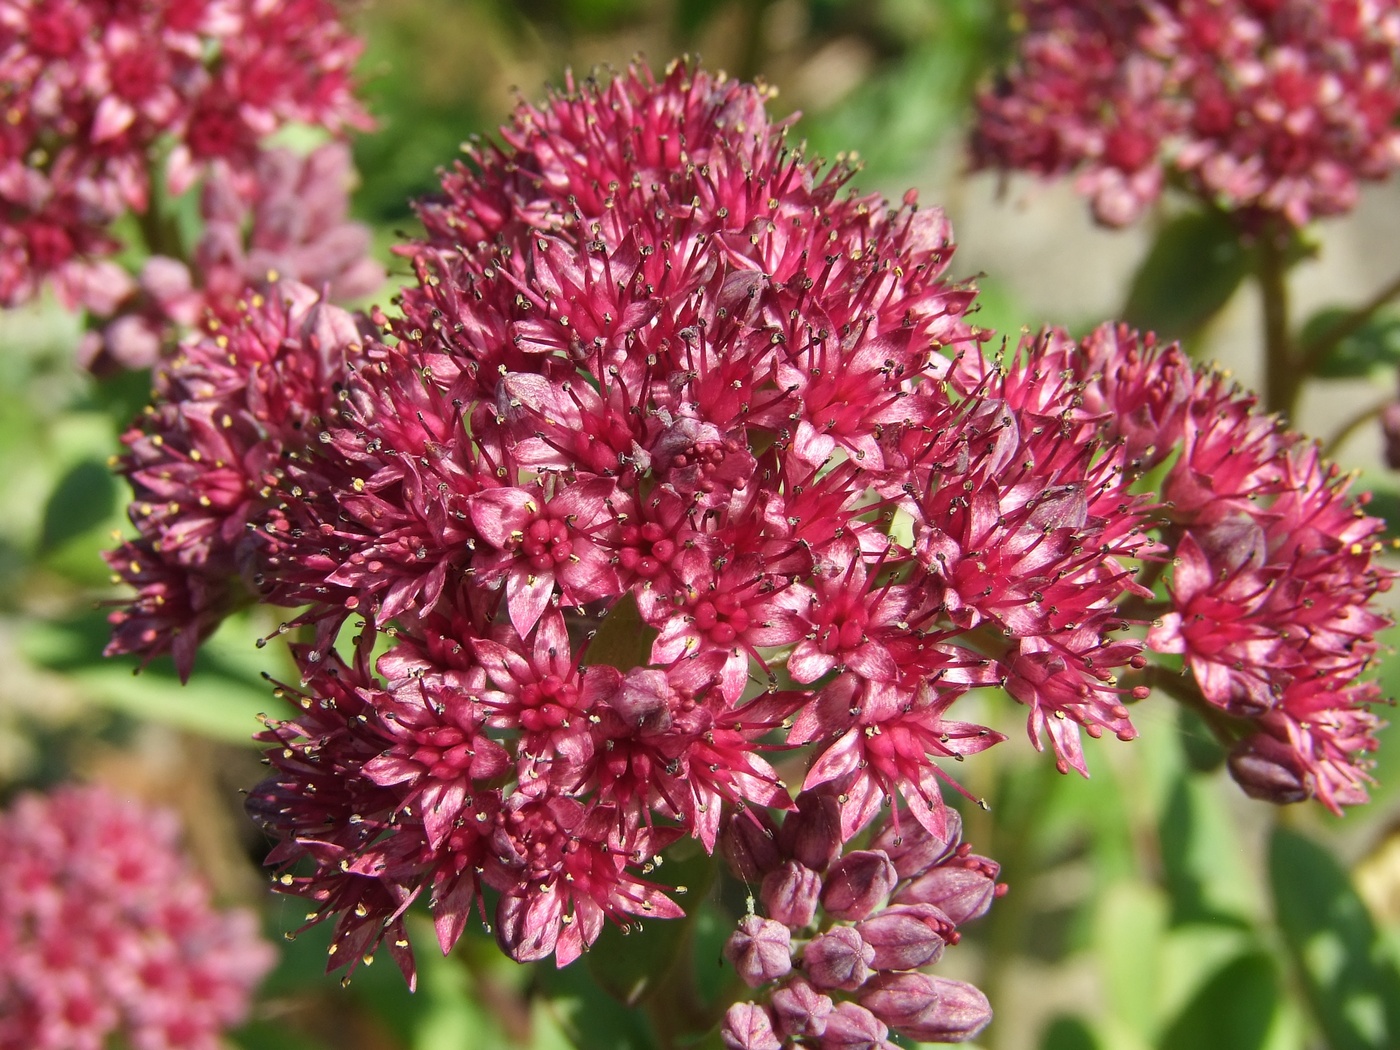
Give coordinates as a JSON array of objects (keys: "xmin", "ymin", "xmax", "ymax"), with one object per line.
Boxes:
[
  {"xmin": 855, "ymin": 903, "xmax": 951, "ymax": 970},
  {"xmin": 721, "ymin": 1002, "xmax": 782, "ymax": 1050},
  {"xmin": 1228, "ymin": 733, "xmax": 1313, "ymax": 805},
  {"xmin": 860, "ymin": 972, "xmax": 992, "ymax": 1043},
  {"xmin": 802, "ymin": 925, "xmax": 874, "ymax": 991},
  {"xmin": 770, "ymin": 976, "xmax": 833, "ymax": 1039},
  {"xmin": 893, "ymin": 862, "xmax": 1000, "ymax": 925},
  {"xmin": 818, "ymin": 1001, "xmax": 892, "ymax": 1050},
  {"xmin": 761, "ymin": 860, "xmax": 823, "ymax": 929},
  {"xmin": 724, "ymin": 915, "xmax": 793, "ymax": 988},
  {"xmin": 779, "ymin": 788, "xmax": 844, "ymax": 871},
  {"xmin": 870, "ymin": 807, "xmax": 961, "ymax": 877},
  {"xmin": 821, "ymin": 850, "xmax": 897, "ymax": 921},
  {"xmin": 722, "ymin": 811, "xmax": 783, "ymax": 882}
]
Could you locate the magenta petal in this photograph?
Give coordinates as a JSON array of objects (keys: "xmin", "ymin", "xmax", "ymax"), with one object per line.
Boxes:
[
  {"xmin": 496, "ymin": 886, "xmax": 562, "ymax": 963},
  {"xmin": 506, "ymin": 568, "xmax": 555, "ymax": 637},
  {"xmin": 469, "ymin": 488, "xmax": 535, "ymax": 547}
]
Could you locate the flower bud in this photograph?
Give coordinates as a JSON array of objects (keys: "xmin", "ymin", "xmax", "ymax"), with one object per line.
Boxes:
[
  {"xmin": 1228, "ymin": 733, "xmax": 1313, "ymax": 805},
  {"xmin": 821, "ymin": 850, "xmax": 897, "ymax": 921},
  {"xmin": 870, "ymin": 807, "xmax": 961, "ymax": 878},
  {"xmin": 803, "ymin": 925, "xmax": 875, "ymax": 991},
  {"xmin": 722, "ymin": 1002, "xmax": 782, "ymax": 1050},
  {"xmin": 779, "ymin": 788, "xmax": 844, "ymax": 871},
  {"xmin": 855, "ymin": 903, "xmax": 951, "ymax": 971},
  {"xmin": 893, "ymin": 862, "xmax": 1000, "ymax": 925},
  {"xmin": 724, "ymin": 915, "xmax": 793, "ymax": 988},
  {"xmin": 761, "ymin": 860, "xmax": 823, "ymax": 929},
  {"xmin": 770, "ymin": 976, "xmax": 833, "ymax": 1039},
  {"xmin": 818, "ymin": 1001, "xmax": 893, "ymax": 1050},
  {"xmin": 859, "ymin": 972, "xmax": 992, "ymax": 1043},
  {"xmin": 722, "ymin": 811, "xmax": 783, "ymax": 882}
]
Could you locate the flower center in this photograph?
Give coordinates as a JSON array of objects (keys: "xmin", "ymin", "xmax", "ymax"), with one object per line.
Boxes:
[
  {"xmin": 521, "ymin": 516, "xmax": 573, "ymax": 572},
  {"xmin": 693, "ymin": 591, "xmax": 750, "ymax": 645}
]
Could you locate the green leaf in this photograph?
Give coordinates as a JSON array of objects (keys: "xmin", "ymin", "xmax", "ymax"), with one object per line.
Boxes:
[
  {"xmin": 1299, "ymin": 307, "xmax": 1400, "ymax": 379},
  {"xmin": 1122, "ymin": 211, "xmax": 1249, "ymax": 341},
  {"xmin": 584, "ymin": 842, "xmax": 717, "ymax": 1007},
  {"xmin": 1158, "ymin": 773, "xmax": 1254, "ymax": 927},
  {"xmin": 1157, "ymin": 952, "xmax": 1279, "ymax": 1050},
  {"xmin": 21, "ymin": 611, "xmax": 272, "ymax": 744},
  {"xmin": 1269, "ymin": 825, "xmax": 1400, "ymax": 1050},
  {"xmin": 39, "ymin": 457, "xmax": 119, "ymax": 554},
  {"xmin": 1041, "ymin": 1015, "xmax": 1103, "ymax": 1050},
  {"xmin": 586, "ymin": 591, "xmax": 654, "ymax": 672},
  {"xmin": 535, "ymin": 954, "xmax": 660, "ymax": 1050},
  {"xmin": 1095, "ymin": 880, "xmax": 1166, "ymax": 1047}
]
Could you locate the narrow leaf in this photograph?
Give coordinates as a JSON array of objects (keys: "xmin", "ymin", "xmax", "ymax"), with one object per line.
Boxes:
[
  {"xmin": 1157, "ymin": 952, "xmax": 1279, "ymax": 1050},
  {"xmin": 1122, "ymin": 211, "xmax": 1249, "ymax": 341},
  {"xmin": 1269, "ymin": 825, "xmax": 1400, "ymax": 1050}
]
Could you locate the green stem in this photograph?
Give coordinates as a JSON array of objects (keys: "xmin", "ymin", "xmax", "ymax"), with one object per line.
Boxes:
[
  {"xmin": 1141, "ymin": 664, "xmax": 1251, "ymax": 747},
  {"xmin": 1258, "ymin": 229, "xmax": 1297, "ymax": 419},
  {"xmin": 1322, "ymin": 398, "xmax": 1390, "ymax": 459}
]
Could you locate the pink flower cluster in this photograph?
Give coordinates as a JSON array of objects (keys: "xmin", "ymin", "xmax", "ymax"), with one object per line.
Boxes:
[
  {"xmin": 0, "ymin": 784, "xmax": 275, "ymax": 1050},
  {"xmin": 1005, "ymin": 324, "xmax": 1392, "ymax": 811},
  {"xmin": 104, "ymin": 280, "xmax": 369, "ymax": 675},
  {"xmin": 103, "ymin": 61, "xmax": 1391, "ymax": 1007},
  {"xmin": 719, "ymin": 796, "xmax": 1000, "ymax": 1049},
  {"xmin": 973, "ymin": 0, "xmax": 1400, "ymax": 226},
  {"xmin": 0, "ymin": 0, "xmax": 369, "ymax": 309}
]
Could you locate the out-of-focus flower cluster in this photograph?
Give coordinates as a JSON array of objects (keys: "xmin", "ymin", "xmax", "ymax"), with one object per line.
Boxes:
[
  {"xmin": 81, "ymin": 142, "xmax": 384, "ymax": 371},
  {"xmin": 719, "ymin": 796, "xmax": 1001, "ymax": 1049},
  {"xmin": 973, "ymin": 0, "xmax": 1400, "ymax": 227},
  {"xmin": 0, "ymin": 0, "xmax": 370, "ymax": 312},
  {"xmin": 0, "ymin": 784, "xmax": 275, "ymax": 1050},
  {"xmin": 101, "ymin": 60, "xmax": 1391, "ymax": 1030}
]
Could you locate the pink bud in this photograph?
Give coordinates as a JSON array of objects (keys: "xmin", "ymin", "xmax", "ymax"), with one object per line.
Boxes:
[
  {"xmin": 761, "ymin": 860, "xmax": 823, "ymax": 929},
  {"xmin": 722, "ymin": 1002, "xmax": 782, "ymax": 1050},
  {"xmin": 770, "ymin": 976, "xmax": 834, "ymax": 1038},
  {"xmin": 870, "ymin": 807, "xmax": 962, "ymax": 877},
  {"xmin": 818, "ymin": 1001, "xmax": 893, "ymax": 1049},
  {"xmin": 893, "ymin": 863, "xmax": 1000, "ymax": 925},
  {"xmin": 722, "ymin": 811, "xmax": 783, "ymax": 882},
  {"xmin": 859, "ymin": 972, "xmax": 992, "ymax": 1043},
  {"xmin": 724, "ymin": 915, "xmax": 793, "ymax": 988},
  {"xmin": 821, "ymin": 850, "xmax": 897, "ymax": 921},
  {"xmin": 780, "ymin": 788, "xmax": 844, "ymax": 871},
  {"xmin": 855, "ymin": 903, "xmax": 951, "ymax": 970},
  {"xmin": 1228, "ymin": 733, "xmax": 1313, "ymax": 805},
  {"xmin": 803, "ymin": 925, "xmax": 874, "ymax": 991}
]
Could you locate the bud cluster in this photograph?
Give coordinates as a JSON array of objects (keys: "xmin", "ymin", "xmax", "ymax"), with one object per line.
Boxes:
[
  {"xmin": 81, "ymin": 142, "xmax": 384, "ymax": 371},
  {"xmin": 720, "ymin": 795, "xmax": 1000, "ymax": 1048}
]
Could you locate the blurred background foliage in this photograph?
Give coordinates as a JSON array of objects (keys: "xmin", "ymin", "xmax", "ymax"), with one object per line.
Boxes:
[{"xmin": 4, "ymin": 1, "xmax": 1400, "ymax": 1048}]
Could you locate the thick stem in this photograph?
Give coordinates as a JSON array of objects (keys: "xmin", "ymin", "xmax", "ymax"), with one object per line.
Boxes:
[{"xmin": 1258, "ymin": 230, "xmax": 1296, "ymax": 419}]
